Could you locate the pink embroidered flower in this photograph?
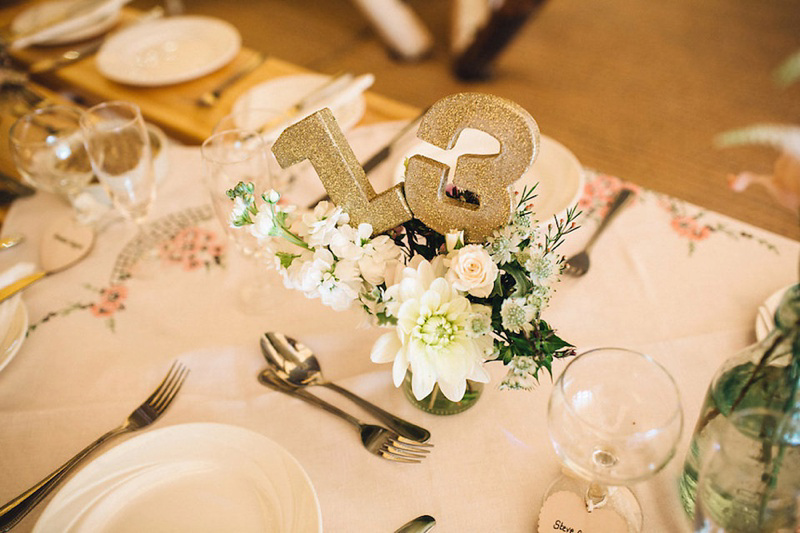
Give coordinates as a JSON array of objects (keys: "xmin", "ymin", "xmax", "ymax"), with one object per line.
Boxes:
[
  {"xmin": 90, "ymin": 285, "xmax": 128, "ymax": 318},
  {"xmin": 160, "ymin": 227, "xmax": 225, "ymax": 271},
  {"xmin": 670, "ymin": 216, "xmax": 711, "ymax": 241}
]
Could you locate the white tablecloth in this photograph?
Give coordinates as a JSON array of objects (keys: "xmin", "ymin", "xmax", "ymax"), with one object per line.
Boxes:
[{"xmin": 0, "ymin": 124, "xmax": 798, "ymax": 532}]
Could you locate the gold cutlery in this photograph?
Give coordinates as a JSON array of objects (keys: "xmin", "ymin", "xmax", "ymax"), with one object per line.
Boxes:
[
  {"xmin": 0, "ymin": 217, "xmax": 94, "ymax": 304},
  {"xmin": 196, "ymin": 51, "xmax": 267, "ymax": 108},
  {"xmin": 0, "ymin": 234, "xmax": 24, "ymax": 251},
  {"xmin": 0, "ymin": 361, "xmax": 188, "ymax": 530}
]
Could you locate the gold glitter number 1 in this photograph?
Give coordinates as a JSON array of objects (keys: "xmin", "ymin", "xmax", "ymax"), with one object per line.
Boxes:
[
  {"xmin": 404, "ymin": 93, "xmax": 539, "ymax": 243},
  {"xmin": 271, "ymin": 108, "xmax": 413, "ymax": 234}
]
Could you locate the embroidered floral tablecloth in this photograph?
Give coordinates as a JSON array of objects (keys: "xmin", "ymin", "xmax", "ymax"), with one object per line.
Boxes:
[{"xmin": 0, "ymin": 123, "xmax": 797, "ymax": 532}]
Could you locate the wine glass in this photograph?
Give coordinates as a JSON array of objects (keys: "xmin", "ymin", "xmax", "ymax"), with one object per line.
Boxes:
[
  {"xmin": 9, "ymin": 105, "xmax": 94, "ymax": 222},
  {"xmin": 545, "ymin": 347, "xmax": 683, "ymax": 532},
  {"xmin": 79, "ymin": 101, "xmax": 156, "ymax": 225},
  {"xmin": 201, "ymin": 127, "xmax": 274, "ymax": 312},
  {"xmin": 693, "ymin": 407, "xmax": 800, "ymax": 532}
]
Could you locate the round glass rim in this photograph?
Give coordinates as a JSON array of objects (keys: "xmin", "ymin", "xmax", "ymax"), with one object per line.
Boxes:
[
  {"xmin": 9, "ymin": 104, "xmax": 85, "ymax": 149},
  {"xmin": 555, "ymin": 347, "xmax": 684, "ymax": 440},
  {"xmin": 79, "ymin": 100, "xmax": 145, "ymax": 135},
  {"xmin": 200, "ymin": 128, "xmax": 268, "ymax": 166}
]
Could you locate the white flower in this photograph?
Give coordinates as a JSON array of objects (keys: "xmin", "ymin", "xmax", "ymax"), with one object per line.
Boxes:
[
  {"xmin": 249, "ymin": 207, "xmax": 276, "ymax": 240},
  {"xmin": 526, "ymin": 284, "xmax": 552, "ymax": 314},
  {"xmin": 487, "ymin": 225, "xmax": 522, "ymax": 264},
  {"xmin": 228, "ymin": 196, "xmax": 249, "ymax": 227},
  {"xmin": 498, "ymin": 356, "xmax": 536, "ymax": 390},
  {"xmin": 298, "ymin": 201, "xmax": 349, "ymax": 247},
  {"xmin": 445, "ymin": 244, "xmax": 498, "ymax": 298},
  {"xmin": 445, "ymin": 230, "xmax": 464, "ymax": 253},
  {"xmin": 330, "ymin": 223, "xmax": 402, "ymax": 286},
  {"xmin": 299, "ymin": 249, "xmax": 360, "ymax": 311},
  {"xmin": 523, "ymin": 248, "xmax": 559, "ymax": 285},
  {"xmin": 511, "ymin": 210, "xmax": 537, "ymax": 239},
  {"xmin": 466, "ymin": 304, "xmax": 493, "ymax": 338},
  {"xmin": 500, "ymin": 297, "xmax": 536, "ymax": 333},
  {"xmin": 370, "ymin": 259, "xmax": 490, "ymax": 402}
]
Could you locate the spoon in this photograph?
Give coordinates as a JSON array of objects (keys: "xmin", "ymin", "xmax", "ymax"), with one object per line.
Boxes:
[
  {"xmin": 0, "ymin": 217, "xmax": 93, "ymax": 303},
  {"xmin": 394, "ymin": 515, "xmax": 436, "ymax": 533},
  {"xmin": 261, "ymin": 332, "xmax": 431, "ymax": 443}
]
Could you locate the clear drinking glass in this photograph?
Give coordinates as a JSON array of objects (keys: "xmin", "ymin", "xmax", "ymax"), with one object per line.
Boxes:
[
  {"xmin": 693, "ymin": 407, "xmax": 800, "ymax": 533},
  {"xmin": 79, "ymin": 101, "xmax": 156, "ymax": 225},
  {"xmin": 9, "ymin": 105, "xmax": 94, "ymax": 210},
  {"xmin": 201, "ymin": 128, "xmax": 274, "ymax": 311},
  {"xmin": 545, "ymin": 348, "xmax": 684, "ymax": 532}
]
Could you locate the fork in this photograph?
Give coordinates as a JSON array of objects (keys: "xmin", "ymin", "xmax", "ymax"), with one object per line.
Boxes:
[
  {"xmin": 0, "ymin": 361, "xmax": 189, "ymax": 531},
  {"xmin": 563, "ymin": 188, "xmax": 634, "ymax": 277},
  {"xmin": 258, "ymin": 370, "xmax": 431, "ymax": 463},
  {"xmin": 196, "ymin": 52, "xmax": 266, "ymax": 108}
]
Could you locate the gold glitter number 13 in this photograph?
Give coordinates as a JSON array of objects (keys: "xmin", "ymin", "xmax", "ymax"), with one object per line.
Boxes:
[
  {"xmin": 271, "ymin": 108, "xmax": 413, "ymax": 235},
  {"xmin": 271, "ymin": 93, "xmax": 539, "ymax": 242}
]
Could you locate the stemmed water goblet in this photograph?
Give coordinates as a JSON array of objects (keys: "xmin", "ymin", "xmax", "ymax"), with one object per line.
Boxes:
[
  {"xmin": 9, "ymin": 105, "xmax": 96, "ymax": 232},
  {"xmin": 201, "ymin": 126, "xmax": 275, "ymax": 312},
  {"xmin": 79, "ymin": 101, "xmax": 156, "ymax": 226},
  {"xmin": 545, "ymin": 347, "xmax": 683, "ymax": 532}
]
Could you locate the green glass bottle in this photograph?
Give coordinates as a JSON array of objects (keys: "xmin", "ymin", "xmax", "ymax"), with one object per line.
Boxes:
[{"xmin": 679, "ymin": 284, "xmax": 800, "ymax": 531}]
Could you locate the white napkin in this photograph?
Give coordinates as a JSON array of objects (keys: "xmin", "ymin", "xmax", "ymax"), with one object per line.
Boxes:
[
  {"xmin": 0, "ymin": 263, "xmax": 36, "ymax": 342},
  {"xmin": 11, "ymin": 0, "xmax": 130, "ymax": 50}
]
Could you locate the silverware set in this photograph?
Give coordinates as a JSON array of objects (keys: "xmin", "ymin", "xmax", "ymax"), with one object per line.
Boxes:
[
  {"xmin": 0, "ymin": 361, "xmax": 189, "ymax": 531},
  {"xmin": 259, "ymin": 332, "xmax": 433, "ymax": 462}
]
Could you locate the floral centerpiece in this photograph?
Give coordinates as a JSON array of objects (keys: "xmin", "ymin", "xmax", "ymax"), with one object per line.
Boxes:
[{"xmin": 228, "ymin": 180, "xmax": 579, "ymax": 409}]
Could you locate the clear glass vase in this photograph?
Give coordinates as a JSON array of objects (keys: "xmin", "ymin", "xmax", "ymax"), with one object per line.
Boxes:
[
  {"xmin": 679, "ymin": 284, "xmax": 800, "ymax": 531},
  {"xmin": 401, "ymin": 371, "xmax": 484, "ymax": 415}
]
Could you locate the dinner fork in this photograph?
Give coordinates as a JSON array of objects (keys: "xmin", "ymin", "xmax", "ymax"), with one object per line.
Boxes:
[
  {"xmin": 563, "ymin": 188, "xmax": 634, "ymax": 277},
  {"xmin": 258, "ymin": 370, "xmax": 431, "ymax": 463},
  {"xmin": 0, "ymin": 361, "xmax": 189, "ymax": 531}
]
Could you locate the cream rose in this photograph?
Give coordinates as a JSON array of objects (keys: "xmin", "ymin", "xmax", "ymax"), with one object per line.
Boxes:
[{"xmin": 445, "ymin": 244, "xmax": 498, "ymax": 298}]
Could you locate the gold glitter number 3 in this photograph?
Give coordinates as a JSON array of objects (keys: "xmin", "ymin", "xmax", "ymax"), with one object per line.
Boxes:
[
  {"xmin": 403, "ymin": 93, "xmax": 540, "ymax": 242},
  {"xmin": 271, "ymin": 108, "xmax": 412, "ymax": 234}
]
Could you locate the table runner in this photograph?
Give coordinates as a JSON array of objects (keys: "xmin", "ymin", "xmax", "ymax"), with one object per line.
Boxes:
[{"xmin": 0, "ymin": 123, "xmax": 797, "ymax": 532}]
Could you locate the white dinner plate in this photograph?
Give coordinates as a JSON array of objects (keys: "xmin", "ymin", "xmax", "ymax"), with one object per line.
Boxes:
[
  {"xmin": 0, "ymin": 301, "xmax": 28, "ymax": 374},
  {"xmin": 755, "ymin": 284, "xmax": 795, "ymax": 341},
  {"xmin": 95, "ymin": 16, "xmax": 241, "ymax": 86},
  {"xmin": 231, "ymin": 74, "xmax": 366, "ymax": 134},
  {"xmin": 11, "ymin": 0, "xmax": 120, "ymax": 47},
  {"xmin": 389, "ymin": 126, "xmax": 584, "ymax": 226},
  {"xmin": 35, "ymin": 423, "xmax": 322, "ymax": 532}
]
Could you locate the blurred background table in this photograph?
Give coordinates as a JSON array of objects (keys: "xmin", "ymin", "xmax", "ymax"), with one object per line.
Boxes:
[{"xmin": 0, "ymin": 0, "xmax": 798, "ymax": 241}]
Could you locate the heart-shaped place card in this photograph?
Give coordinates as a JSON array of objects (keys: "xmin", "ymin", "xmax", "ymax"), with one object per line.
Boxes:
[{"xmin": 538, "ymin": 491, "xmax": 628, "ymax": 533}]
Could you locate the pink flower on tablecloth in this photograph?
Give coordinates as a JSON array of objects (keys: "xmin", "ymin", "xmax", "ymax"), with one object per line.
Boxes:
[
  {"xmin": 579, "ymin": 174, "xmax": 640, "ymax": 218},
  {"xmin": 159, "ymin": 227, "xmax": 225, "ymax": 271},
  {"xmin": 90, "ymin": 285, "xmax": 128, "ymax": 318},
  {"xmin": 670, "ymin": 215, "xmax": 711, "ymax": 241}
]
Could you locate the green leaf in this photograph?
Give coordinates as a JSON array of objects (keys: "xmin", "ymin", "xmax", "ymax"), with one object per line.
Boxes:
[{"xmin": 501, "ymin": 263, "xmax": 532, "ymax": 297}]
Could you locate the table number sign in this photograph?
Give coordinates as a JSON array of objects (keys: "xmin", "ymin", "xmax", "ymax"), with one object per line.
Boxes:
[
  {"xmin": 538, "ymin": 491, "xmax": 627, "ymax": 533},
  {"xmin": 271, "ymin": 92, "xmax": 540, "ymax": 241}
]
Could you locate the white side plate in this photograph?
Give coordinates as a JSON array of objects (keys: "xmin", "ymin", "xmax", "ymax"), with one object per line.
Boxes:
[
  {"xmin": 96, "ymin": 16, "xmax": 241, "ymax": 86},
  {"xmin": 36, "ymin": 423, "xmax": 322, "ymax": 532}
]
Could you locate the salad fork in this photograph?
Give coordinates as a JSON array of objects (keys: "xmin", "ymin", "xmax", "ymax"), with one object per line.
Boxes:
[
  {"xmin": 0, "ymin": 361, "xmax": 189, "ymax": 531},
  {"xmin": 258, "ymin": 370, "xmax": 431, "ymax": 463},
  {"xmin": 563, "ymin": 188, "xmax": 634, "ymax": 277}
]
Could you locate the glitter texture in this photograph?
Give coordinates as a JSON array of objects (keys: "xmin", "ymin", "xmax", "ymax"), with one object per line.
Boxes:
[
  {"xmin": 272, "ymin": 108, "xmax": 412, "ymax": 235},
  {"xmin": 404, "ymin": 93, "xmax": 540, "ymax": 242}
]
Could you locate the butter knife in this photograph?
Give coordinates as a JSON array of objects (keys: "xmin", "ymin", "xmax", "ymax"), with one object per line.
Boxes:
[
  {"xmin": 394, "ymin": 515, "xmax": 436, "ymax": 533},
  {"xmin": 361, "ymin": 108, "xmax": 427, "ymax": 174},
  {"xmin": 197, "ymin": 52, "xmax": 267, "ymax": 108}
]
